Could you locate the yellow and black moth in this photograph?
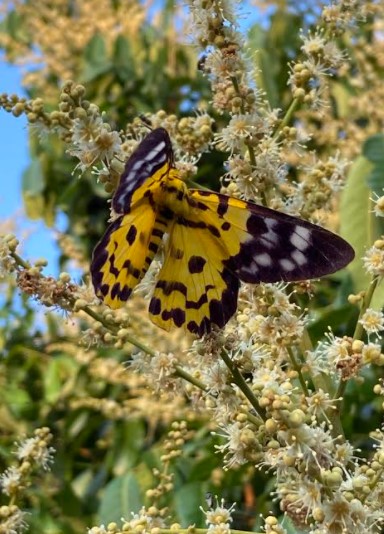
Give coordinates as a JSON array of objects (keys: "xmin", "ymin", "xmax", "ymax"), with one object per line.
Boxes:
[{"xmin": 91, "ymin": 128, "xmax": 354, "ymax": 337}]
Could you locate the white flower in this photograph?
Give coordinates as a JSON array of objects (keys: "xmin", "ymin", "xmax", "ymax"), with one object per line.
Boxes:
[
  {"xmin": 363, "ymin": 244, "xmax": 384, "ymax": 276},
  {"xmin": 0, "ymin": 466, "xmax": 22, "ymax": 496},
  {"xmin": 359, "ymin": 308, "xmax": 384, "ymax": 337},
  {"xmin": 373, "ymin": 195, "xmax": 384, "ymax": 217}
]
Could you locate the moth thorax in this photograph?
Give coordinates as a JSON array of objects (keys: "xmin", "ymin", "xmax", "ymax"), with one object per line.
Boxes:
[{"xmin": 161, "ymin": 178, "xmax": 191, "ymax": 217}]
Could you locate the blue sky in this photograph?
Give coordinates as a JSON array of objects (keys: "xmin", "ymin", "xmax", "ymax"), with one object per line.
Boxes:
[{"xmin": 0, "ymin": 61, "xmax": 62, "ymax": 275}]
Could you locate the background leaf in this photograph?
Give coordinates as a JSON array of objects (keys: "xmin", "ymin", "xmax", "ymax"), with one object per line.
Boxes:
[{"xmin": 340, "ymin": 155, "xmax": 384, "ymax": 309}]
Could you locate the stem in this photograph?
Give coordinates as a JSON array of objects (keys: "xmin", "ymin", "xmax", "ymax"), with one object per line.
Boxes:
[
  {"xmin": 11, "ymin": 251, "xmax": 30, "ymax": 269},
  {"xmin": 352, "ymin": 276, "xmax": 379, "ymax": 341},
  {"xmin": 160, "ymin": 530, "xmax": 262, "ymax": 534},
  {"xmin": 286, "ymin": 345, "xmax": 309, "ymax": 396},
  {"xmin": 272, "ymin": 97, "xmax": 301, "ymax": 140},
  {"xmin": 220, "ymin": 348, "xmax": 266, "ymax": 422},
  {"xmin": 174, "ymin": 365, "xmax": 208, "ymax": 391}
]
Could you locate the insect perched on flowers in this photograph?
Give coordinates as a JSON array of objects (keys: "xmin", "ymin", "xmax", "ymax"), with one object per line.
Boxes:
[{"xmin": 91, "ymin": 128, "xmax": 354, "ymax": 336}]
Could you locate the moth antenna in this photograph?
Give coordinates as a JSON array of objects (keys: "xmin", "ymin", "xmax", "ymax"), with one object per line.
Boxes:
[{"xmin": 139, "ymin": 114, "xmax": 153, "ymax": 129}]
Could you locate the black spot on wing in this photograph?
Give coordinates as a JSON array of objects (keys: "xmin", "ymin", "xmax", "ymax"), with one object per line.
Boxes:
[
  {"xmin": 156, "ymin": 280, "xmax": 188, "ymax": 296},
  {"xmin": 109, "ymin": 282, "xmax": 132, "ymax": 302},
  {"xmin": 186, "ymin": 293, "xmax": 208, "ymax": 309},
  {"xmin": 149, "ymin": 297, "xmax": 161, "ymax": 316},
  {"xmin": 246, "ymin": 213, "xmax": 269, "ymax": 235},
  {"xmin": 170, "ymin": 247, "xmax": 184, "ymax": 259},
  {"xmin": 100, "ymin": 284, "xmax": 109, "ymax": 296},
  {"xmin": 188, "ymin": 255, "xmax": 206, "ymax": 274},
  {"xmin": 217, "ymin": 196, "xmax": 229, "ymax": 216},
  {"xmin": 161, "ymin": 308, "xmax": 185, "ymax": 327},
  {"xmin": 176, "ymin": 217, "xmax": 221, "ymax": 238},
  {"xmin": 186, "ymin": 268, "xmax": 240, "ymax": 337},
  {"xmin": 126, "ymin": 225, "xmax": 137, "ymax": 245},
  {"xmin": 122, "ymin": 259, "xmax": 141, "ymax": 279}
]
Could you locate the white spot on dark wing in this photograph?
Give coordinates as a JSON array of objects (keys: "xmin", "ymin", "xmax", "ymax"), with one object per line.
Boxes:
[
  {"xmin": 280, "ymin": 259, "xmax": 295, "ymax": 271},
  {"xmin": 262, "ymin": 229, "xmax": 279, "ymax": 246},
  {"xmin": 131, "ymin": 160, "xmax": 143, "ymax": 171},
  {"xmin": 255, "ymin": 252, "xmax": 272, "ymax": 266},
  {"xmin": 291, "ymin": 225, "xmax": 311, "ymax": 251},
  {"xmin": 242, "ymin": 264, "xmax": 259, "ymax": 276},
  {"xmin": 291, "ymin": 250, "xmax": 307, "ymax": 266},
  {"xmin": 260, "ymin": 237, "xmax": 274, "ymax": 249},
  {"xmin": 144, "ymin": 141, "xmax": 166, "ymax": 161},
  {"xmin": 265, "ymin": 218, "xmax": 279, "ymax": 230}
]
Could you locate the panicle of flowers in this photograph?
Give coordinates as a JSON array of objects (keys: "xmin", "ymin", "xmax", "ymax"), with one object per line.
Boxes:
[
  {"xmin": 186, "ymin": 0, "xmax": 260, "ymax": 117},
  {"xmin": 308, "ymin": 331, "xmax": 361, "ymax": 381},
  {"xmin": 0, "ymin": 428, "xmax": 54, "ymax": 534},
  {"xmin": 322, "ymin": 0, "xmax": 380, "ymax": 29},
  {"xmin": 14, "ymin": 427, "xmax": 55, "ymax": 471},
  {"xmin": 215, "ymin": 420, "xmax": 259, "ymax": 469},
  {"xmin": 17, "ymin": 265, "xmax": 79, "ymax": 312},
  {"xmin": 69, "ymin": 105, "xmax": 122, "ymax": 175},
  {"xmin": 297, "ymin": 150, "xmax": 350, "ymax": 218},
  {"xmin": 128, "ymin": 351, "xmax": 183, "ymax": 395},
  {"xmin": 0, "ymin": 234, "xmax": 18, "ymax": 279},
  {"xmin": 363, "ymin": 238, "xmax": 384, "ymax": 277},
  {"xmin": 201, "ymin": 495, "xmax": 236, "ymax": 534},
  {"xmin": 0, "ymin": 505, "xmax": 28, "ymax": 534},
  {"xmin": 234, "ymin": 283, "xmax": 307, "ymax": 352},
  {"xmin": 288, "ymin": 25, "xmax": 349, "ymax": 109},
  {"xmin": 219, "ymin": 116, "xmax": 286, "ymax": 203}
]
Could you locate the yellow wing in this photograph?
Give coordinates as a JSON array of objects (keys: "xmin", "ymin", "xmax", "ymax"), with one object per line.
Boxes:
[
  {"xmin": 189, "ymin": 191, "xmax": 354, "ymax": 283},
  {"xmin": 148, "ymin": 190, "xmax": 354, "ymax": 336},
  {"xmin": 148, "ymin": 213, "xmax": 240, "ymax": 336},
  {"xmin": 91, "ymin": 201, "xmax": 165, "ymax": 308}
]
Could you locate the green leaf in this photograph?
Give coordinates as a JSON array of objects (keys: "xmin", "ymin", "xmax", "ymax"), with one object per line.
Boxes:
[
  {"xmin": 98, "ymin": 473, "xmax": 142, "ymax": 526},
  {"xmin": 113, "ymin": 35, "xmax": 135, "ymax": 81},
  {"xmin": 109, "ymin": 420, "xmax": 146, "ymax": 474},
  {"xmin": 307, "ymin": 305, "xmax": 359, "ymax": 342},
  {"xmin": 362, "ymin": 134, "xmax": 384, "ymax": 194},
  {"xmin": 247, "ymin": 24, "xmax": 279, "ymax": 108},
  {"xmin": 340, "ymin": 155, "xmax": 384, "ymax": 309},
  {"xmin": 331, "ymin": 82, "xmax": 352, "ymax": 119},
  {"xmin": 174, "ymin": 481, "xmax": 205, "ymax": 527},
  {"xmin": 363, "ymin": 133, "xmax": 384, "ymax": 164},
  {"xmin": 21, "ymin": 158, "xmax": 46, "ymax": 220},
  {"xmin": 22, "ymin": 158, "xmax": 44, "ymax": 195},
  {"xmin": 82, "ymin": 34, "xmax": 112, "ymax": 82},
  {"xmin": 43, "ymin": 356, "xmax": 78, "ymax": 404}
]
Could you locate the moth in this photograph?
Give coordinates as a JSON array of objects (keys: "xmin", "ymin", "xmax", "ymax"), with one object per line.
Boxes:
[{"xmin": 91, "ymin": 128, "xmax": 354, "ymax": 336}]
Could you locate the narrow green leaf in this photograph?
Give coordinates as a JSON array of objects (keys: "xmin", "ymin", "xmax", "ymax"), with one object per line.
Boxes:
[
  {"xmin": 340, "ymin": 155, "xmax": 384, "ymax": 309},
  {"xmin": 363, "ymin": 133, "xmax": 384, "ymax": 164},
  {"xmin": 82, "ymin": 34, "xmax": 112, "ymax": 81},
  {"xmin": 174, "ymin": 482, "xmax": 205, "ymax": 527},
  {"xmin": 331, "ymin": 82, "xmax": 352, "ymax": 119},
  {"xmin": 22, "ymin": 158, "xmax": 44, "ymax": 195},
  {"xmin": 98, "ymin": 473, "xmax": 142, "ymax": 526},
  {"xmin": 113, "ymin": 35, "xmax": 135, "ymax": 81},
  {"xmin": 84, "ymin": 33, "xmax": 108, "ymax": 66}
]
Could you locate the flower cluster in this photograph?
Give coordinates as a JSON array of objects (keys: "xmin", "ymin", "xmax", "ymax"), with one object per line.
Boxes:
[{"xmin": 0, "ymin": 428, "xmax": 55, "ymax": 534}]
